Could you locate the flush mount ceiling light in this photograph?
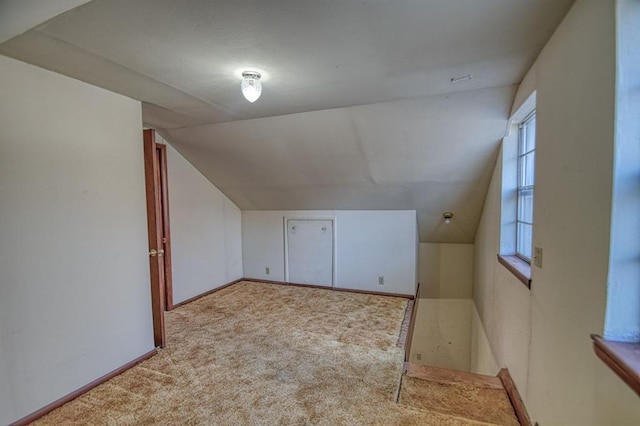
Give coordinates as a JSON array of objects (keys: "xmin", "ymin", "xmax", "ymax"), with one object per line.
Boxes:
[
  {"xmin": 241, "ymin": 71, "xmax": 262, "ymax": 103},
  {"xmin": 443, "ymin": 211, "xmax": 454, "ymax": 225}
]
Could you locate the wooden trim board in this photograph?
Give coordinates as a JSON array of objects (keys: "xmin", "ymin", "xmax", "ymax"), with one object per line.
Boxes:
[
  {"xmin": 242, "ymin": 277, "xmax": 414, "ymax": 299},
  {"xmin": 404, "ymin": 292, "xmax": 418, "ymax": 360},
  {"xmin": 283, "ymin": 280, "xmax": 332, "ymax": 290},
  {"xmin": 498, "ymin": 368, "xmax": 532, "ymax": 426},
  {"xmin": 333, "ymin": 287, "xmax": 414, "ymax": 299},
  {"xmin": 10, "ymin": 349, "xmax": 157, "ymax": 426},
  {"xmin": 172, "ymin": 278, "xmax": 244, "ymax": 309},
  {"xmin": 497, "ymin": 254, "xmax": 531, "ymax": 288},
  {"xmin": 591, "ymin": 334, "xmax": 640, "ymax": 397}
]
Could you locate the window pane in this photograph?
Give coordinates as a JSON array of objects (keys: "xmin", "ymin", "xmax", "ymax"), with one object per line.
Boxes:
[
  {"xmin": 517, "ymin": 223, "xmax": 533, "ymax": 260},
  {"xmin": 516, "ymin": 111, "xmax": 535, "ymax": 263},
  {"xmin": 519, "ymin": 152, "xmax": 535, "ymax": 187},
  {"xmin": 518, "ymin": 189, "xmax": 534, "ymax": 223},
  {"xmin": 524, "ymin": 115, "xmax": 536, "ymax": 152}
]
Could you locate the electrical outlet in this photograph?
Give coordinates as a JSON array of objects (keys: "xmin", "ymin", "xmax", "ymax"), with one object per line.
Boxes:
[
  {"xmin": 265, "ymin": 267, "xmax": 270, "ymax": 275},
  {"xmin": 378, "ymin": 276, "xmax": 384, "ymax": 285},
  {"xmin": 416, "ymin": 353, "xmax": 422, "ymax": 361},
  {"xmin": 534, "ymin": 247, "xmax": 543, "ymax": 268}
]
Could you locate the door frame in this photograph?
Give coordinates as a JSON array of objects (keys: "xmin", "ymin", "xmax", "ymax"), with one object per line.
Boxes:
[
  {"xmin": 143, "ymin": 129, "xmax": 174, "ymax": 348},
  {"xmin": 283, "ymin": 216, "xmax": 337, "ymax": 288}
]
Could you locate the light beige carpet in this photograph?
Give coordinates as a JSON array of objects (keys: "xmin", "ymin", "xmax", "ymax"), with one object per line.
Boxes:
[
  {"xmin": 32, "ymin": 281, "xmax": 504, "ymax": 425},
  {"xmin": 398, "ymin": 375, "xmax": 519, "ymax": 425}
]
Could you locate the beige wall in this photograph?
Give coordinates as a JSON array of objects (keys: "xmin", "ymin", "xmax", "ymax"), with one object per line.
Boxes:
[
  {"xmin": 470, "ymin": 303, "xmax": 499, "ymax": 377},
  {"xmin": 471, "ymin": 146, "xmax": 531, "ymax": 396},
  {"xmin": 0, "ymin": 55, "xmax": 154, "ymax": 424},
  {"xmin": 159, "ymin": 136, "xmax": 243, "ymax": 304},
  {"xmin": 472, "ymin": 0, "xmax": 640, "ymax": 423},
  {"xmin": 418, "ymin": 243, "xmax": 473, "ymax": 299},
  {"xmin": 411, "ymin": 243, "xmax": 474, "ymax": 370},
  {"xmin": 409, "ymin": 299, "xmax": 472, "ymax": 371}
]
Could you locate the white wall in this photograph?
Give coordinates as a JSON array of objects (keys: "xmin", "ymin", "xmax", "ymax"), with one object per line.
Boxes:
[
  {"xmin": 242, "ymin": 210, "xmax": 417, "ymax": 295},
  {"xmin": 0, "ymin": 55, "xmax": 154, "ymax": 424},
  {"xmin": 158, "ymin": 135, "xmax": 243, "ymax": 304},
  {"xmin": 472, "ymin": 1, "xmax": 640, "ymax": 423}
]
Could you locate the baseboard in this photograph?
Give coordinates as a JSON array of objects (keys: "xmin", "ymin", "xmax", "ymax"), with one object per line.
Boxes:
[
  {"xmin": 333, "ymin": 287, "xmax": 414, "ymax": 299},
  {"xmin": 243, "ymin": 277, "xmax": 414, "ymax": 299},
  {"xmin": 242, "ymin": 278, "xmax": 287, "ymax": 286},
  {"xmin": 281, "ymin": 280, "xmax": 331, "ymax": 290},
  {"xmin": 171, "ymin": 278, "xmax": 243, "ymax": 309},
  {"xmin": 498, "ymin": 368, "xmax": 532, "ymax": 426},
  {"xmin": 11, "ymin": 349, "xmax": 157, "ymax": 426},
  {"xmin": 404, "ymin": 290, "xmax": 419, "ymax": 361}
]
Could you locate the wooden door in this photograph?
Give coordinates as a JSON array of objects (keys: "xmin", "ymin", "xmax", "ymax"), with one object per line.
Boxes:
[
  {"xmin": 155, "ymin": 144, "xmax": 174, "ymax": 311},
  {"xmin": 143, "ymin": 129, "xmax": 171, "ymax": 347}
]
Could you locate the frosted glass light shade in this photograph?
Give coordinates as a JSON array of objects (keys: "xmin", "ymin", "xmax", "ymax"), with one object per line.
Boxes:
[
  {"xmin": 442, "ymin": 211, "xmax": 453, "ymax": 224},
  {"xmin": 241, "ymin": 71, "xmax": 262, "ymax": 103}
]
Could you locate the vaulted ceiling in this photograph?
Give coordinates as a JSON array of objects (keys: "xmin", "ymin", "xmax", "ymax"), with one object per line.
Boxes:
[{"xmin": 0, "ymin": 0, "xmax": 574, "ymax": 242}]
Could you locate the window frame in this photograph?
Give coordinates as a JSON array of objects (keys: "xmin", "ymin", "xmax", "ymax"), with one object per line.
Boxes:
[{"xmin": 516, "ymin": 111, "xmax": 536, "ymax": 263}]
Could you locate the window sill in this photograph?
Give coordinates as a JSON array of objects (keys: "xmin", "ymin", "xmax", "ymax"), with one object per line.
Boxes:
[
  {"xmin": 591, "ymin": 334, "xmax": 640, "ymax": 396},
  {"xmin": 497, "ymin": 255, "xmax": 531, "ymax": 289}
]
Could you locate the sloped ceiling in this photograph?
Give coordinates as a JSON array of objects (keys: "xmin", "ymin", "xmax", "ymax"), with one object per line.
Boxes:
[
  {"xmin": 0, "ymin": 0, "xmax": 574, "ymax": 242},
  {"xmin": 163, "ymin": 86, "xmax": 515, "ymax": 242}
]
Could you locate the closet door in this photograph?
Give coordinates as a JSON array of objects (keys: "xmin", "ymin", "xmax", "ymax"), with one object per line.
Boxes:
[{"xmin": 286, "ymin": 219, "xmax": 334, "ymax": 287}]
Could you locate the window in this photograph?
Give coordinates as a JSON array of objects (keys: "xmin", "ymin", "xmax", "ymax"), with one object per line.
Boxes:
[
  {"xmin": 497, "ymin": 95, "xmax": 535, "ymax": 287},
  {"xmin": 516, "ymin": 112, "xmax": 535, "ymax": 262}
]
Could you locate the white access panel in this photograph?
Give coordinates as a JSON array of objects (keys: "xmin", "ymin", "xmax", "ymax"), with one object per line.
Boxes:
[{"xmin": 286, "ymin": 219, "xmax": 334, "ymax": 287}]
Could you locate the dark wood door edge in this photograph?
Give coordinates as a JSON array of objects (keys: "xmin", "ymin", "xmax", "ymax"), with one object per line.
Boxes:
[
  {"xmin": 498, "ymin": 368, "xmax": 532, "ymax": 426},
  {"xmin": 143, "ymin": 129, "xmax": 166, "ymax": 348},
  {"xmin": 10, "ymin": 349, "xmax": 157, "ymax": 426},
  {"xmin": 156, "ymin": 143, "xmax": 174, "ymax": 311},
  {"xmin": 591, "ymin": 334, "xmax": 640, "ymax": 397},
  {"xmin": 172, "ymin": 278, "xmax": 244, "ymax": 309},
  {"xmin": 242, "ymin": 277, "xmax": 414, "ymax": 299}
]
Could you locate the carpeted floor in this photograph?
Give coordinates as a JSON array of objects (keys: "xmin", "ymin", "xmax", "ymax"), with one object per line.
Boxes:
[{"xmin": 32, "ymin": 281, "xmax": 507, "ymax": 425}]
